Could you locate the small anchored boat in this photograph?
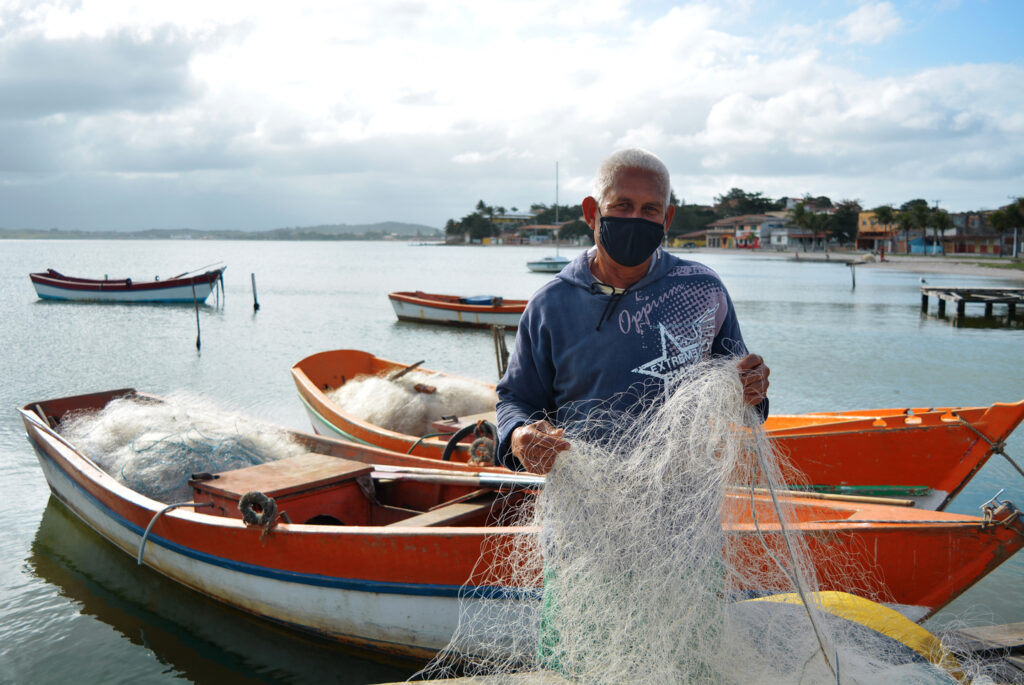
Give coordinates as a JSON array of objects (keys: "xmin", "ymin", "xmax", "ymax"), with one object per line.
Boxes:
[
  {"xmin": 20, "ymin": 387, "xmax": 1024, "ymax": 660},
  {"xmin": 387, "ymin": 291, "xmax": 526, "ymax": 329},
  {"xmin": 291, "ymin": 349, "xmax": 1024, "ymax": 511},
  {"xmin": 29, "ymin": 266, "xmax": 225, "ymax": 303},
  {"xmin": 526, "ymin": 255, "xmax": 570, "ymax": 273}
]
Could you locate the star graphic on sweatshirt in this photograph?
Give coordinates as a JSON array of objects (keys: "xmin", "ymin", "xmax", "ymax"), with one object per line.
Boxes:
[{"xmin": 632, "ymin": 307, "xmax": 717, "ymax": 385}]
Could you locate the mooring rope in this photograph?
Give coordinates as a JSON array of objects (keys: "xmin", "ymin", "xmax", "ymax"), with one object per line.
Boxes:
[{"xmin": 955, "ymin": 414, "xmax": 1024, "ymax": 480}]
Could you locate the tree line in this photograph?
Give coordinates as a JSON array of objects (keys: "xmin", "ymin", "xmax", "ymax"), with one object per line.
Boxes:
[{"xmin": 445, "ymin": 190, "xmax": 1024, "ymax": 249}]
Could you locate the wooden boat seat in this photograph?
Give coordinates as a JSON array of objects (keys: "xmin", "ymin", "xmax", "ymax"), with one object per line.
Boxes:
[
  {"xmin": 190, "ymin": 452, "xmax": 374, "ymax": 524},
  {"xmin": 387, "ymin": 494, "xmax": 496, "ymax": 528}
]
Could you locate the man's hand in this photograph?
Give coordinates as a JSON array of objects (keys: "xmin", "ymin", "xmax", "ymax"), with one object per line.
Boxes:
[
  {"xmin": 510, "ymin": 420, "xmax": 570, "ymax": 475},
  {"xmin": 737, "ymin": 353, "xmax": 770, "ymax": 406}
]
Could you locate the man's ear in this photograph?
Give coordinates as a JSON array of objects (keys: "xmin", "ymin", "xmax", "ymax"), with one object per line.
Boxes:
[
  {"xmin": 582, "ymin": 196, "xmax": 599, "ymax": 230},
  {"xmin": 664, "ymin": 204, "xmax": 676, "ymax": 229}
]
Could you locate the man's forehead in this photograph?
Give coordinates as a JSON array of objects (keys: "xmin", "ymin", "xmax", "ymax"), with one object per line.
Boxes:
[{"xmin": 605, "ymin": 170, "xmax": 665, "ymax": 203}]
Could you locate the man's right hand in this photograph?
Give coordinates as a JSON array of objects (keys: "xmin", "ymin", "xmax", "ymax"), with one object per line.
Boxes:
[{"xmin": 510, "ymin": 420, "xmax": 570, "ymax": 475}]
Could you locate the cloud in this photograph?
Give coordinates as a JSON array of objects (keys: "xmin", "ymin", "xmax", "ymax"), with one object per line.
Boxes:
[
  {"xmin": 838, "ymin": 2, "xmax": 902, "ymax": 45},
  {"xmin": 0, "ymin": 0, "xmax": 1021, "ymax": 230},
  {"xmin": 0, "ymin": 27, "xmax": 204, "ymax": 119}
]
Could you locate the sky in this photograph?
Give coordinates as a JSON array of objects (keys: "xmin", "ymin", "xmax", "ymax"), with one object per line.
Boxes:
[{"xmin": 0, "ymin": 0, "xmax": 1022, "ymax": 231}]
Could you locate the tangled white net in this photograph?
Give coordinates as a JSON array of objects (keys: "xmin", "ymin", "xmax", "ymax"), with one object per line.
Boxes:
[
  {"xmin": 59, "ymin": 392, "xmax": 307, "ymax": 502},
  {"xmin": 327, "ymin": 370, "xmax": 496, "ymax": 437},
  {"xmin": 421, "ymin": 360, "xmax": 968, "ymax": 683}
]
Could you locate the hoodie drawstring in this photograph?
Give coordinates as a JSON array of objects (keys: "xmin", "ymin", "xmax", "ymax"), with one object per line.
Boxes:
[{"xmin": 595, "ymin": 285, "xmax": 630, "ymax": 331}]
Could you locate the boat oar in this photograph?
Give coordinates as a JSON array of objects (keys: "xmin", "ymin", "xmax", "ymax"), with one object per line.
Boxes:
[
  {"xmin": 368, "ymin": 465, "xmax": 917, "ymax": 506},
  {"xmin": 728, "ymin": 486, "xmax": 915, "ymax": 507},
  {"xmin": 370, "ymin": 464, "xmax": 544, "ymax": 490}
]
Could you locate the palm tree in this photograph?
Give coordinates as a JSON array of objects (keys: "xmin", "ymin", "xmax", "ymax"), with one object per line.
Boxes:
[
  {"xmin": 1007, "ymin": 198, "xmax": 1024, "ymax": 258},
  {"xmin": 872, "ymin": 205, "xmax": 895, "ymax": 254},
  {"xmin": 910, "ymin": 203, "xmax": 931, "ymax": 253},
  {"xmin": 929, "ymin": 208, "xmax": 952, "ymax": 256},
  {"xmin": 787, "ymin": 202, "xmax": 811, "ymax": 252},
  {"xmin": 896, "ymin": 212, "xmax": 914, "ymax": 254}
]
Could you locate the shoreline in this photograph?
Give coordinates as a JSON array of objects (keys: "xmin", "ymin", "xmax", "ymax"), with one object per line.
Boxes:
[{"xmin": 667, "ymin": 247, "xmax": 1024, "ymax": 283}]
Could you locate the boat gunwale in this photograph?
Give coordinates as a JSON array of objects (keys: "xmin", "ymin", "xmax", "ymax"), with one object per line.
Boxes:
[{"xmin": 387, "ymin": 290, "xmax": 527, "ymax": 314}]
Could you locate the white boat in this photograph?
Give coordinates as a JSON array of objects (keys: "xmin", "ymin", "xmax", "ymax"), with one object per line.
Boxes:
[
  {"xmin": 30, "ymin": 267, "xmax": 225, "ymax": 304},
  {"xmin": 387, "ymin": 291, "xmax": 526, "ymax": 329},
  {"xmin": 526, "ymin": 162, "xmax": 573, "ymax": 274},
  {"xmin": 526, "ymin": 255, "xmax": 570, "ymax": 273}
]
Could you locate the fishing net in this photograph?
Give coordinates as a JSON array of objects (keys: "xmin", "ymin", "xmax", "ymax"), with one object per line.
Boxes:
[
  {"xmin": 420, "ymin": 360, "xmax": 970, "ymax": 683},
  {"xmin": 327, "ymin": 370, "xmax": 496, "ymax": 437},
  {"xmin": 58, "ymin": 392, "xmax": 307, "ymax": 503}
]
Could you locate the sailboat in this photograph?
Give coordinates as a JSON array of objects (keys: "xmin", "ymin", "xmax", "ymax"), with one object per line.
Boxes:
[{"xmin": 526, "ymin": 162, "xmax": 571, "ymax": 273}]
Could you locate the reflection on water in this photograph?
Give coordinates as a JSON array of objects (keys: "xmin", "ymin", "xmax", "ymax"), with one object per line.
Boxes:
[{"xmin": 25, "ymin": 499, "xmax": 414, "ymax": 684}]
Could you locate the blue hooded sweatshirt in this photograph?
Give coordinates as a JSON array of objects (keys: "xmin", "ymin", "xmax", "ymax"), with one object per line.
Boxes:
[{"xmin": 495, "ymin": 247, "xmax": 768, "ymax": 470}]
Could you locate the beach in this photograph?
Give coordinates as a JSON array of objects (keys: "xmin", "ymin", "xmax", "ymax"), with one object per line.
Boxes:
[{"xmin": 669, "ymin": 247, "xmax": 1024, "ymax": 282}]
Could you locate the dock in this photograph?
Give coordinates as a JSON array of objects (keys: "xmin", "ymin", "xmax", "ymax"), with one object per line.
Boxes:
[
  {"xmin": 920, "ymin": 286, "xmax": 1024, "ymax": 324},
  {"xmin": 944, "ymin": 621, "xmax": 1024, "ymax": 682}
]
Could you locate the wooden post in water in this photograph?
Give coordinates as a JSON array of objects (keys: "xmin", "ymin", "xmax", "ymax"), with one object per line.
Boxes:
[
  {"xmin": 251, "ymin": 273, "xmax": 260, "ymax": 312},
  {"xmin": 921, "ymin": 292, "xmax": 929, "ymax": 313},
  {"xmin": 848, "ymin": 263, "xmax": 856, "ymax": 289},
  {"xmin": 937, "ymin": 298, "xmax": 946, "ymax": 318},
  {"xmin": 191, "ymin": 281, "xmax": 201, "ymax": 350}
]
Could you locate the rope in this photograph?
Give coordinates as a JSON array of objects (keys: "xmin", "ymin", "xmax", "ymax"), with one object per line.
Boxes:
[
  {"xmin": 954, "ymin": 414, "xmax": 1024, "ymax": 479},
  {"xmin": 407, "ymin": 431, "xmax": 446, "ymax": 454},
  {"xmin": 138, "ymin": 501, "xmax": 215, "ymax": 565}
]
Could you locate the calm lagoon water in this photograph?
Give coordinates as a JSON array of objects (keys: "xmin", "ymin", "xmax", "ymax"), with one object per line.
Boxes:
[{"xmin": 1, "ymin": 240, "xmax": 1021, "ymax": 683}]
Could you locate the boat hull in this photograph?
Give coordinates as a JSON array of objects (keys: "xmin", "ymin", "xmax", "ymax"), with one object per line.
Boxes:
[
  {"xmin": 526, "ymin": 258, "xmax": 568, "ymax": 273},
  {"xmin": 292, "ymin": 350, "xmax": 1024, "ymax": 511},
  {"xmin": 20, "ymin": 389, "xmax": 1024, "ymax": 660},
  {"xmin": 29, "ymin": 268, "xmax": 225, "ymax": 303},
  {"xmin": 387, "ymin": 291, "xmax": 525, "ymax": 329},
  {"xmin": 22, "ymin": 409, "xmax": 514, "ymax": 661}
]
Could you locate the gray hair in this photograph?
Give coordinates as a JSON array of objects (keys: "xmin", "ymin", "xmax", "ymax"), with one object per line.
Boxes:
[{"xmin": 592, "ymin": 148, "xmax": 671, "ymax": 207}]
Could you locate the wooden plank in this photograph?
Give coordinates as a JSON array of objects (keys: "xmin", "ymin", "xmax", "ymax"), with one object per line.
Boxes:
[
  {"xmin": 192, "ymin": 452, "xmax": 372, "ymax": 499},
  {"xmin": 946, "ymin": 622, "xmax": 1024, "ymax": 654}
]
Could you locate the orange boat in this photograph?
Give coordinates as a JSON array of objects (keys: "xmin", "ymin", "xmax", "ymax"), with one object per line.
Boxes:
[
  {"xmin": 19, "ymin": 387, "xmax": 1024, "ymax": 660},
  {"xmin": 387, "ymin": 291, "xmax": 527, "ymax": 329},
  {"xmin": 291, "ymin": 349, "xmax": 1024, "ymax": 511}
]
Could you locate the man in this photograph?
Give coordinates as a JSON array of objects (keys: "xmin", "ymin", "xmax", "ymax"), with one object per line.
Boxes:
[{"xmin": 496, "ymin": 148, "xmax": 770, "ymax": 473}]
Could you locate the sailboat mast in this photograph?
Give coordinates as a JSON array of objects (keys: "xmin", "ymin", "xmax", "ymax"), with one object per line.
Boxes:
[{"xmin": 554, "ymin": 162, "xmax": 559, "ymax": 251}]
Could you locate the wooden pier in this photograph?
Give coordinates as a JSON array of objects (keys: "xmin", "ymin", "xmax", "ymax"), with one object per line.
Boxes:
[
  {"xmin": 921, "ymin": 286, "xmax": 1024, "ymax": 324},
  {"xmin": 944, "ymin": 621, "xmax": 1024, "ymax": 683}
]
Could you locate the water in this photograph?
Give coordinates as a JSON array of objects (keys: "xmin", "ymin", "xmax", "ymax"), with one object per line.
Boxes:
[{"xmin": 1, "ymin": 240, "xmax": 1021, "ymax": 683}]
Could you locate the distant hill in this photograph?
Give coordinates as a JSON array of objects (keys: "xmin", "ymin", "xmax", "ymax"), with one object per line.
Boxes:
[
  {"xmin": 0, "ymin": 221, "xmax": 443, "ymax": 240},
  {"xmin": 290, "ymin": 222, "xmax": 441, "ymax": 237}
]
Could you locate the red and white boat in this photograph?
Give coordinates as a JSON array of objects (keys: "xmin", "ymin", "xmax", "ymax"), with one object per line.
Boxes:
[
  {"xmin": 387, "ymin": 291, "xmax": 526, "ymax": 329},
  {"xmin": 30, "ymin": 267, "xmax": 225, "ymax": 303},
  {"xmin": 20, "ymin": 388, "xmax": 1024, "ymax": 660},
  {"xmin": 292, "ymin": 349, "xmax": 1024, "ymax": 511},
  {"xmin": 19, "ymin": 388, "xmax": 1024, "ymax": 660}
]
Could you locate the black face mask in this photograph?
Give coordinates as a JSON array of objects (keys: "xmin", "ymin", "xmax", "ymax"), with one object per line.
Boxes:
[{"xmin": 597, "ymin": 212, "xmax": 666, "ymax": 267}]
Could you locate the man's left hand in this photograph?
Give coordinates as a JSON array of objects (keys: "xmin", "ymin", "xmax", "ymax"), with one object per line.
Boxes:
[{"xmin": 737, "ymin": 354, "xmax": 770, "ymax": 406}]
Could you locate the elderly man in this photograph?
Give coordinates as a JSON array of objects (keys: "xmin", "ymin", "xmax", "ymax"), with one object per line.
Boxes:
[{"xmin": 496, "ymin": 148, "xmax": 770, "ymax": 474}]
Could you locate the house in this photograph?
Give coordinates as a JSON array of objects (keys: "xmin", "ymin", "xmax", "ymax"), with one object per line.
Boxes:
[
  {"xmin": 671, "ymin": 230, "xmax": 706, "ymax": 248},
  {"xmin": 942, "ymin": 212, "xmax": 1007, "ymax": 255},
  {"xmin": 706, "ymin": 214, "xmax": 783, "ymax": 249},
  {"xmin": 770, "ymin": 227, "xmax": 828, "ymax": 252},
  {"xmin": 856, "ymin": 211, "xmax": 897, "ymax": 252}
]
